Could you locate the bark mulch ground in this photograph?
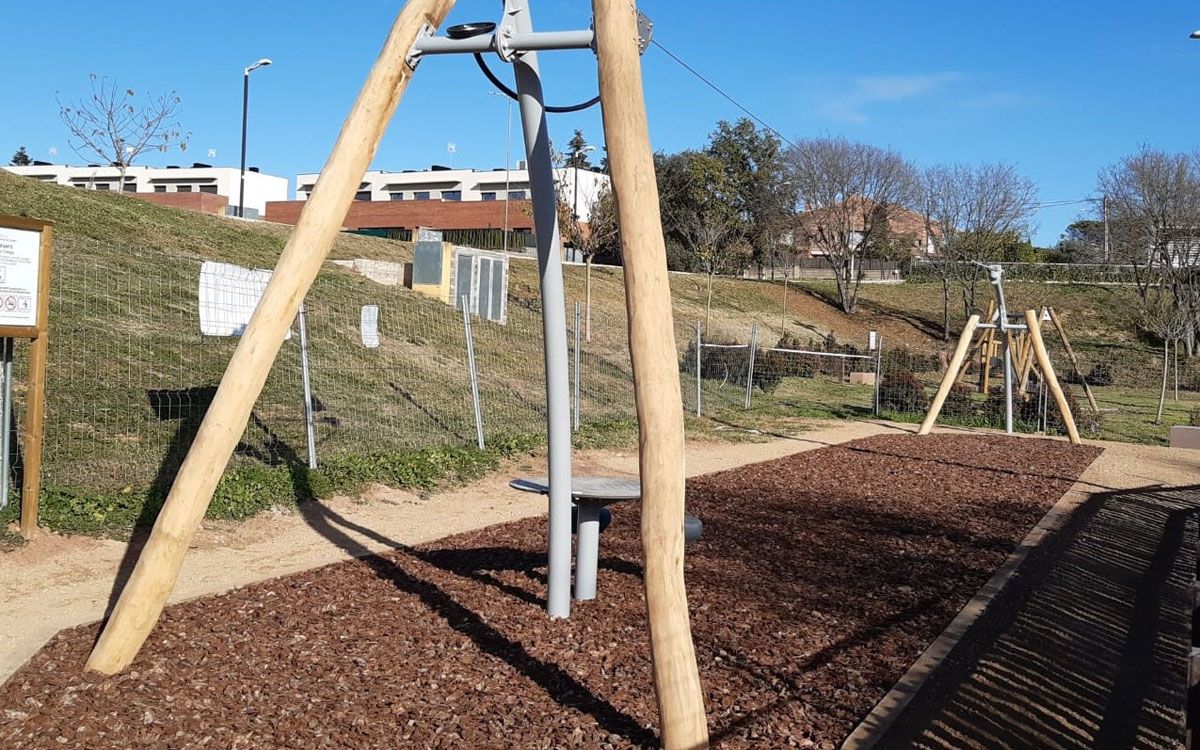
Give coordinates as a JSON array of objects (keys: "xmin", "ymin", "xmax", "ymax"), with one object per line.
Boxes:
[{"xmin": 0, "ymin": 433, "xmax": 1100, "ymax": 749}]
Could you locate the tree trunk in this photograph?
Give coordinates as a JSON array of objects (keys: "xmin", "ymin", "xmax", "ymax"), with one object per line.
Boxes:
[
  {"xmin": 705, "ymin": 271, "xmax": 714, "ymax": 335},
  {"xmin": 1156, "ymin": 339, "xmax": 1168, "ymax": 424},
  {"xmin": 941, "ymin": 277, "xmax": 951, "ymax": 341},
  {"xmin": 585, "ymin": 255, "xmax": 593, "ymax": 342}
]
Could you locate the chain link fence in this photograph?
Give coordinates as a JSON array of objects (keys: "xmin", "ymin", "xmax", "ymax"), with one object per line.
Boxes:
[{"xmin": 7, "ymin": 249, "xmax": 1200, "ymax": 503}]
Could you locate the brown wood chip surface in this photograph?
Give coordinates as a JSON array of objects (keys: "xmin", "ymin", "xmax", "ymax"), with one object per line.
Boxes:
[{"xmin": 0, "ymin": 434, "xmax": 1100, "ymax": 748}]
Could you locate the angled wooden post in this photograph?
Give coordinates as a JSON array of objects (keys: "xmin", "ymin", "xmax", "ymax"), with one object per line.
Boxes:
[
  {"xmin": 919, "ymin": 314, "xmax": 980, "ymax": 435},
  {"xmin": 1048, "ymin": 307, "xmax": 1099, "ymax": 413},
  {"xmin": 86, "ymin": 0, "xmax": 456, "ymax": 675},
  {"xmin": 1025, "ymin": 309, "xmax": 1081, "ymax": 445},
  {"xmin": 593, "ymin": 1, "xmax": 708, "ymax": 747}
]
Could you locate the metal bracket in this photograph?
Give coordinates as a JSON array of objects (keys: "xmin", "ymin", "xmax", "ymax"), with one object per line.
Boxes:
[
  {"xmin": 636, "ymin": 10, "xmax": 654, "ymax": 54},
  {"xmin": 405, "ymin": 22, "xmax": 437, "ymax": 70},
  {"xmin": 495, "ymin": 0, "xmax": 522, "ymax": 62}
]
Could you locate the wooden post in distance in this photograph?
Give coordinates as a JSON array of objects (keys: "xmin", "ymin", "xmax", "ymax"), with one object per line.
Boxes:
[
  {"xmin": 1025, "ymin": 309, "xmax": 1081, "ymax": 445},
  {"xmin": 1047, "ymin": 307, "xmax": 1099, "ymax": 413},
  {"xmin": 919, "ymin": 314, "xmax": 980, "ymax": 435},
  {"xmin": 86, "ymin": 0, "xmax": 456, "ymax": 675},
  {"xmin": 593, "ymin": 1, "xmax": 709, "ymax": 747}
]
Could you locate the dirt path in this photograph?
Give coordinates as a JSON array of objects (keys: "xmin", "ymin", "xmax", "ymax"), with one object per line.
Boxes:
[{"xmin": 0, "ymin": 421, "xmax": 896, "ymax": 683}]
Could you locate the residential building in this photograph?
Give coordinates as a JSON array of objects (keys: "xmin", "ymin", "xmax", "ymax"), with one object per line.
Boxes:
[
  {"xmin": 292, "ymin": 165, "xmax": 608, "ymax": 220},
  {"xmin": 791, "ymin": 196, "xmax": 936, "ymax": 260},
  {"xmin": 2, "ymin": 162, "xmax": 288, "ymax": 218}
]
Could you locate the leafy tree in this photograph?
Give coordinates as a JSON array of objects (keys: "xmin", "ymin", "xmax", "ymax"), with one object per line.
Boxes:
[
  {"xmin": 9, "ymin": 146, "xmax": 31, "ymax": 166},
  {"xmin": 566, "ymin": 129, "xmax": 593, "ymax": 169},
  {"xmin": 656, "ymin": 149, "xmax": 750, "ymax": 331},
  {"xmin": 57, "ymin": 74, "xmax": 189, "ymax": 193},
  {"xmin": 705, "ymin": 119, "xmax": 792, "ymax": 274},
  {"xmin": 1054, "ymin": 219, "xmax": 1105, "ymax": 263}
]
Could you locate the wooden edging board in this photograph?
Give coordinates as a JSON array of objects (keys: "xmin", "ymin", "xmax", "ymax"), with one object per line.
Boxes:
[
  {"xmin": 0, "ymin": 213, "xmax": 54, "ymax": 538},
  {"xmin": 839, "ymin": 441, "xmax": 1099, "ymax": 749}
]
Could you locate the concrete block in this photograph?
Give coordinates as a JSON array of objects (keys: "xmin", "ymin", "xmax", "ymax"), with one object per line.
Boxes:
[{"xmin": 1170, "ymin": 425, "xmax": 1200, "ymax": 450}]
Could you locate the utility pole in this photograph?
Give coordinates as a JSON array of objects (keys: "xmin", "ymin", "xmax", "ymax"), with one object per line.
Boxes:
[{"xmin": 1102, "ymin": 194, "xmax": 1111, "ymax": 264}]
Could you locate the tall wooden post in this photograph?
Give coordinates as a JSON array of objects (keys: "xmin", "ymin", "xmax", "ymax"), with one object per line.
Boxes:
[
  {"xmin": 1025, "ymin": 309, "xmax": 1081, "ymax": 445},
  {"xmin": 919, "ymin": 315, "xmax": 980, "ymax": 435},
  {"xmin": 1047, "ymin": 308, "xmax": 1099, "ymax": 413},
  {"xmin": 593, "ymin": 1, "xmax": 709, "ymax": 747},
  {"xmin": 86, "ymin": 0, "xmax": 455, "ymax": 675}
]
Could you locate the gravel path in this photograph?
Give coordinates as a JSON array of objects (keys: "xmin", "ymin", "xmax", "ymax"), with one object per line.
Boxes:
[{"xmin": 0, "ymin": 433, "xmax": 1099, "ymax": 748}]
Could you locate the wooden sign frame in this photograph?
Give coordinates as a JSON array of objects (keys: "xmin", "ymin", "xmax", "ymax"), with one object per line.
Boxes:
[{"xmin": 0, "ymin": 214, "xmax": 54, "ymax": 538}]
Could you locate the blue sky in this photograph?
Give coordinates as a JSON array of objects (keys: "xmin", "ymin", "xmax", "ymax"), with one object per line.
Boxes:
[{"xmin": 2, "ymin": 1, "xmax": 1199, "ymax": 245}]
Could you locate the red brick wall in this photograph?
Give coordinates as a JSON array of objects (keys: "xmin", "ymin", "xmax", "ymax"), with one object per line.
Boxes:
[
  {"xmin": 264, "ymin": 199, "xmax": 536, "ymax": 231},
  {"xmin": 129, "ymin": 192, "xmax": 229, "ymax": 215}
]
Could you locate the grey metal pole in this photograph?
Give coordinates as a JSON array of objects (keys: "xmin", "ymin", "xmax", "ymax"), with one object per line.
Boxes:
[
  {"xmin": 296, "ymin": 303, "xmax": 318, "ymax": 469},
  {"xmin": 511, "ymin": 6, "xmax": 573, "ymax": 619},
  {"xmin": 461, "ymin": 296, "xmax": 485, "ymax": 449},
  {"xmin": 744, "ymin": 324, "xmax": 757, "ymax": 410},
  {"xmin": 0, "ymin": 339, "xmax": 11, "ymax": 509},
  {"xmin": 1003, "ymin": 340, "xmax": 1014, "ymax": 433},
  {"xmin": 695, "ymin": 320, "xmax": 702, "ymax": 418},
  {"xmin": 238, "ymin": 71, "xmax": 249, "ymax": 219},
  {"xmin": 874, "ymin": 337, "xmax": 883, "ymax": 416},
  {"xmin": 573, "ymin": 301, "xmax": 581, "ymax": 431}
]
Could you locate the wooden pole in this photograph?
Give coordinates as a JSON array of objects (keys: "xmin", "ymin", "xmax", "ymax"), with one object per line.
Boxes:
[
  {"xmin": 1025, "ymin": 309, "xmax": 1081, "ymax": 445},
  {"xmin": 1047, "ymin": 308, "xmax": 1099, "ymax": 413},
  {"xmin": 86, "ymin": 0, "xmax": 455, "ymax": 675},
  {"xmin": 18, "ymin": 223, "xmax": 54, "ymax": 539},
  {"xmin": 919, "ymin": 314, "xmax": 980, "ymax": 435},
  {"xmin": 593, "ymin": 2, "xmax": 708, "ymax": 747}
]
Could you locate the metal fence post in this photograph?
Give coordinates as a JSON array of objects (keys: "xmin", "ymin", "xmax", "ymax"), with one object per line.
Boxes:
[
  {"xmin": 573, "ymin": 301, "xmax": 581, "ymax": 431},
  {"xmin": 744, "ymin": 324, "xmax": 758, "ymax": 410},
  {"xmin": 0, "ymin": 338, "xmax": 12, "ymax": 509},
  {"xmin": 874, "ymin": 337, "xmax": 883, "ymax": 416},
  {"xmin": 695, "ymin": 320, "xmax": 702, "ymax": 417},
  {"xmin": 296, "ymin": 302, "xmax": 318, "ymax": 470},
  {"xmin": 461, "ymin": 296, "xmax": 485, "ymax": 449}
]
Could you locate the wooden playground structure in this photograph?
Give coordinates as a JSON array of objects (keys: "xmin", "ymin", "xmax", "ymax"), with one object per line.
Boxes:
[{"xmin": 82, "ymin": 1, "xmax": 710, "ymax": 747}]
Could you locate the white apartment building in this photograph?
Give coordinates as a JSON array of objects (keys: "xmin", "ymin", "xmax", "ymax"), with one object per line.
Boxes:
[
  {"xmin": 295, "ymin": 165, "xmax": 611, "ymax": 221},
  {"xmin": 3, "ymin": 163, "xmax": 288, "ymax": 218}
]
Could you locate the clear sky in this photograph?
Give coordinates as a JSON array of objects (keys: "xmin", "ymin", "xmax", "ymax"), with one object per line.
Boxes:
[{"xmin": 2, "ymin": 1, "xmax": 1199, "ymax": 246}]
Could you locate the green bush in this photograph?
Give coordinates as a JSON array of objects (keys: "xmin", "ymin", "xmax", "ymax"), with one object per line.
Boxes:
[
  {"xmin": 943, "ymin": 383, "xmax": 976, "ymax": 419},
  {"xmin": 880, "ymin": 371, "xmax": 929, "ymax": 414}
]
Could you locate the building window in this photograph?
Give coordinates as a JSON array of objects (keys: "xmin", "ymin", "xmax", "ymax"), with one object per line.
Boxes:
[
  {"xmin": 442, "ymin": 190, "xmax": 462, "ymax": 202},
  {"xmin": 389, "ymin": 192, "xmax": 406, "ymax": 201},
  {"xmin": 355, "ymin": 191, "xmax": 372, "ymax": 201},
  {"xmin": 94, "ymin": 183, "xmax": 111, "ymax": 191},
  {"xmin": 481, "ymin": 192, "xmax": 497, "ymax": 201},
  {"xmin": 414, "ymin": 191, "xmax": 431, "ymax": 201},
  {"xmin": 199, "ymin": 185, "xmax": 219, "ymax": 194},
  {"xmin": 508, "ymin": 190, "xmax": 526, "ymax": 200},
  {"xmin": 154, "ymin": 185, "xmax": 167, "ymax": 193},
  {"xmin": 177, "ymin": 185, "xmax": 193, "ymax": 193}
]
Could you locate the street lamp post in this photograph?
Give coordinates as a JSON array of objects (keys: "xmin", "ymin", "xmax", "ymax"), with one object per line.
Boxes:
[
  {"xmin": 239, "ymin": 58, "xmax": 273, "ymax": 219},
  {"xmin": 489, "ymin": 90, "xmax": 514, "ymax": 253}
]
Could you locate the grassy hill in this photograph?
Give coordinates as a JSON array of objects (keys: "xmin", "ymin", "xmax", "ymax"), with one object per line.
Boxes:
[{"xmin": 0, "ymin": 171, "xmax": 1189, "ymax": 537}]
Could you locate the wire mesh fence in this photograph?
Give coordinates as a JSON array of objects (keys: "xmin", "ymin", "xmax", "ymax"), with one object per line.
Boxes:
[{"xmin": 8, "ymin": 248, "xmax": 1200, "ymax": 504}]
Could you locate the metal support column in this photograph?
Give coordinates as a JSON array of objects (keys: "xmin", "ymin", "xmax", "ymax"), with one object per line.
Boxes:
[
  {"xmin": 511, "ymin": 2, "xmax": 573, "ymax": 618},
  {"xmin": 744, "ymin": 324, "xmax": 757, "ymax": 410},
  {"xmin": 573, "ymin": 301, "xmax": 581, "ymax": 431},
  {"xmin": 296, "ymin": 302, "xmax": 318, "ymax": 469},
  {"xmin": 874, "ymin": 337, "xmax": 883, "ymax": 416},
  {"xmin": 695, "ymin": 321, "xmax": 702, "ymax": 417},
  {"xmin": 0, "ymin": 338, "xmax": 12, "ymax": 509},
  {"xmin": 461, "ymin": 296, "xmax": 485, "ymax": 450}
]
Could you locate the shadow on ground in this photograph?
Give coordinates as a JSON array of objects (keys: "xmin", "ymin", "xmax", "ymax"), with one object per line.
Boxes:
[{"xmin": 864, "ymin": 484, "xmax": 1200, "ymax": 750}]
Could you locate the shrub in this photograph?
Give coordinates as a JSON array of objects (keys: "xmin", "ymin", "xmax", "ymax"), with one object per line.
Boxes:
[
  {"xmin": 1189, "ymin": 406, "xmax": 1200, "ymax": 427},
  {"xmin": 1083, "ymin": 362, "xmax": 1114, "ymax": 387},
  {"xmin": 879, "ymin": 371, "xmax": 929, "ymax": 413},
  {"xmin": 942, "ymin": 383, "xmax": 976, "ymax": 419},
  {"xmin": 883, "ymin": 346, "xmax": 941, "ymax": 374}
]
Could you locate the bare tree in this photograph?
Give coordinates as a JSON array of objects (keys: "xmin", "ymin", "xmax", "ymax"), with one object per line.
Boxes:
[
  {"xmin": 921, "ymin": 162, "xmax": 1038, "ymax": 338},
  {"xmin": 785, "ymin": 137, "xmax": 918, "ymax": 313},
  {"xmin": 58, "ymin": 74, "xmax": 189, "ymax": 192},
  {"xmin": 559, "ymin": 183, "xmax": 618, "ymax": 340},
  {"xmin": 1100, "ymin": 147, "xmax": 1200, "ymax": 355}
]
